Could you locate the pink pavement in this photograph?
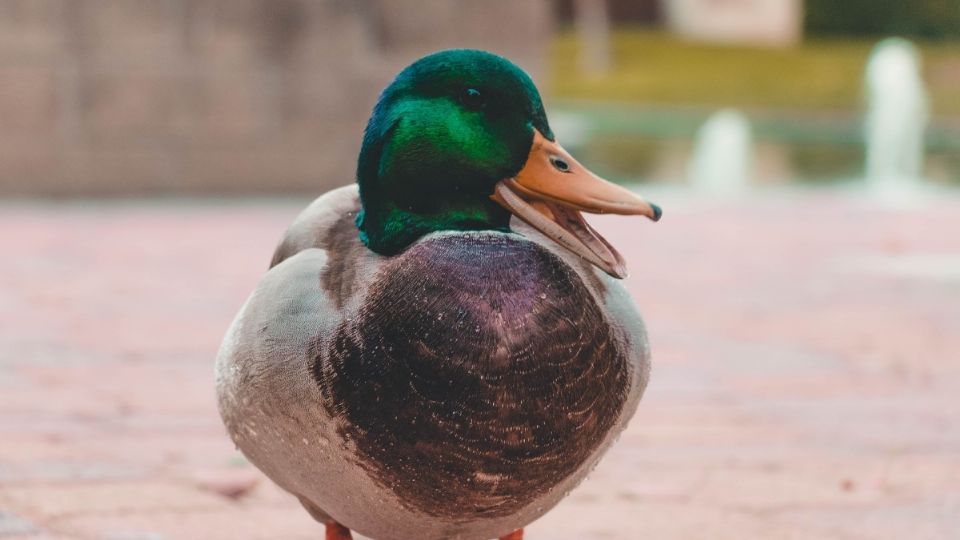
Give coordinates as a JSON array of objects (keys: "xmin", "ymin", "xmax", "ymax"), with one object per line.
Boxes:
[{"xmin": 0, "ymin": 191, "xmax": 958, "ymax": 539}]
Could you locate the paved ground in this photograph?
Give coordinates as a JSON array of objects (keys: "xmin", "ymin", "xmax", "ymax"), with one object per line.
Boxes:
[{"xmin": 1, "ymin": 189, "xmax": 958, "ymax": 539}]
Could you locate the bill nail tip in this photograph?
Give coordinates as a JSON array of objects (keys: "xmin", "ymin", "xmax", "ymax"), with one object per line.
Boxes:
[{"xmin": 650, "ymin": 203, "xmax": 663, "ymax": 222}]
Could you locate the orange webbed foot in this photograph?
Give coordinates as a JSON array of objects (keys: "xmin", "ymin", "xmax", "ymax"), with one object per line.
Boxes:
[
  {"xmin": 325, "ymin": 521, "xmax": 353, "ymax": 540},
  {"xmin": 499, "ymin": 529, "xmax": 523, "ymax": 540}
]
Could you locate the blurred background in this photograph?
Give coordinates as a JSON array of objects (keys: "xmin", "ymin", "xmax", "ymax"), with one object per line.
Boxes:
[
  {"xmin": 0, "ymin": 0, "xmax": 957, "ymax": 195},
  {"xmin": 1, "ymin": 2, "xmax": 958, "ymax": 539}
]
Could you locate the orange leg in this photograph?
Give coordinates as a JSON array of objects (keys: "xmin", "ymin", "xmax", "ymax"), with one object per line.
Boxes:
[
  {"xmin": 499, "ymin": 529, "xmax": 523, "ymax": 540},
  {"xmin": 325, "ymin": 521, "xmax": 353, "ymax": 540}
]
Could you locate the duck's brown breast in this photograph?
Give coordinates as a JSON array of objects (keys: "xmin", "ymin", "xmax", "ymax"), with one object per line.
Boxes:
[{"xmin": 311, "ymin": 232, "xmax": 629, "ymax": 519}]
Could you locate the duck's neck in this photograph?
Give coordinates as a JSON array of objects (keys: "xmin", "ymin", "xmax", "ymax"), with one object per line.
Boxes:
[
  {"xmin": 356, "ymin": 188, "xmax": 511, "ymax": 256},
  {"xmin": 353, "ymin": 111, "xmax": 515, "ymax": 256}
]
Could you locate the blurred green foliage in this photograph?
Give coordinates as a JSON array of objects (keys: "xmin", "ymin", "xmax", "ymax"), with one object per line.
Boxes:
[
  {"xmin": 807, "ymin": 0, "xmax": 960, "ymax": 40},
  {"xmin": 550, "ymin": 29, "xmax": 960, "ymax": 117}
]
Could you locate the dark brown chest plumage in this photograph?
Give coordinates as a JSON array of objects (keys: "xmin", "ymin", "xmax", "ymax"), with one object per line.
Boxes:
[{"xmin": 311, "ymin": 232, "xmax": 629, "ymax": 519}]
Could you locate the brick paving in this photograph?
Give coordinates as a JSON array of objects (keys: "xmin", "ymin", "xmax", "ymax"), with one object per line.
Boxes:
[{"xmin": 1, "ymin": 191, "xmax": 958, "ymax": 539}]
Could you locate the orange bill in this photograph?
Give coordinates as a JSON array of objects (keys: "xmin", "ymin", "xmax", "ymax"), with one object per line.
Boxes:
[{"xmin": 491, "ymin": 129, "xmax": 661, "ymax": 279}]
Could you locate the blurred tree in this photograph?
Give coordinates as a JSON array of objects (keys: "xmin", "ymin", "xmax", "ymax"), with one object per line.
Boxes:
[{"xmin": 806, "ymin": 0, "xmax": 960, "ymax": 40}]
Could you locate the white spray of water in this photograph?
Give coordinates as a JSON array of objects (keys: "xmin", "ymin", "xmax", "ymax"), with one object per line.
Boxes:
[
  {"xmin": 864, "ymin": 38, "xmax": 929, "ymax": 194},
  {"xmin": 688, "ymin": 109, "xmax": 753, "ymax": 195}
]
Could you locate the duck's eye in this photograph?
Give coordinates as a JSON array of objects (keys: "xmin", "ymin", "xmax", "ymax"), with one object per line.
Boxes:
[
  {"xmin": 459, "ymin": 88, "xmax": 485, "ymax": 110},
  {"xmin": 549, "ymin": 155, "xmax": 571, "ymax": 173}
]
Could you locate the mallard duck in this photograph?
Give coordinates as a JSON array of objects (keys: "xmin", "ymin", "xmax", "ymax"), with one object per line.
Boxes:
[{"xmin": 216, "ymin": 49, "xmax": 660, "ymax": 540}]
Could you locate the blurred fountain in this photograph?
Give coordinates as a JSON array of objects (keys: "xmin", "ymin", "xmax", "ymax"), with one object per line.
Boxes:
[
  {"xmin": 864, "ymin": 38, "xmax": 929, "ymax": 196},
  {"xmin": 688, "ymin": 109, "xmax": 753, "ymax": 195}
]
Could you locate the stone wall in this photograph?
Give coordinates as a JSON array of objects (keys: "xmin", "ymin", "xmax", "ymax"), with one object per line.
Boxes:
[{"xmin": 0, "ymin": 0, "xmax": 552, "ymax": 196}]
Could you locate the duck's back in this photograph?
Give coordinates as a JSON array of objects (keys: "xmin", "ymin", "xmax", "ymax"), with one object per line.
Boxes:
[{"xmin": 216, "ymin": 185, "xmax": 650, "ymax": 540}]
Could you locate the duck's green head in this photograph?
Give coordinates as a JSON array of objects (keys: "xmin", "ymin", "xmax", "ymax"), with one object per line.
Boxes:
[{"xmin": 356, "ymin": 49, "xmax": 660, "ymax": 278}]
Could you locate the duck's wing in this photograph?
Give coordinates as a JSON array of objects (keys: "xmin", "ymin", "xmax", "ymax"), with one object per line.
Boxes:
[
  {"xmin": 270, "ymin": 184, "xmax": 364, "ymax": 268},
  {"xmin": 215, "ymin": 184, "xmax": 383, "ymax": 520},
  {"xmin": 269, "ymin": 184, "xmax": 377, "ymax": 317}
]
